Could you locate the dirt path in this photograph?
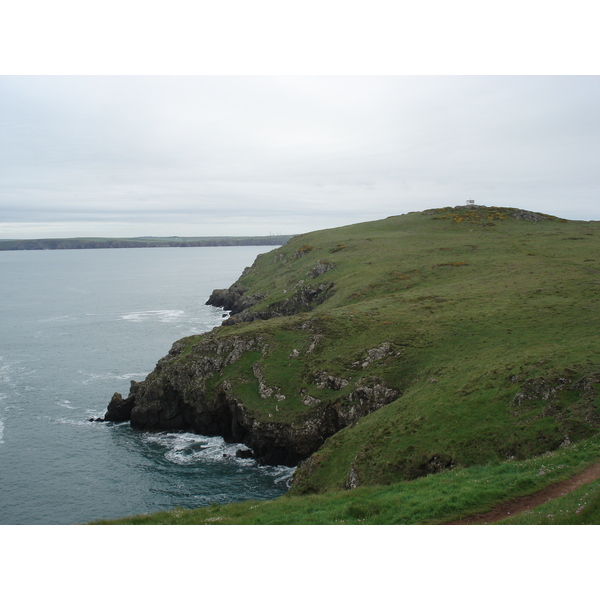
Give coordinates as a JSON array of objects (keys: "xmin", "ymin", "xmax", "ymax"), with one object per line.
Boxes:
[{"xmin": 444, "ymin": 461, "xmax": 600, "ymax": 524}]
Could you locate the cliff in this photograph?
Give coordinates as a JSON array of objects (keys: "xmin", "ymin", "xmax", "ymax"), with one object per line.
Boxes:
[
  {"xmin": 105, "ymin": 206, "xmax": 600, "ymax": 493},
  {"xmin": 108, "ymin": 331, "xmax": 398, "ymax": 466}
]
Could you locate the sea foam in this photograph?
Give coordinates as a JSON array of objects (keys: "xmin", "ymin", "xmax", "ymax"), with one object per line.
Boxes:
[
  {"xmin": 120, "ymin": 310, "xmax": 184, "ymax": 323},
  {"xmin": 144, "ymin": 431, "xmax": 251, "ymax": 465}
]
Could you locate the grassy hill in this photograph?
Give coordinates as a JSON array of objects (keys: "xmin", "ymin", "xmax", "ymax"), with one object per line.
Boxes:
[{"xmin": 95, "ymin": 205, "xmax": 600, "ymax": 524}]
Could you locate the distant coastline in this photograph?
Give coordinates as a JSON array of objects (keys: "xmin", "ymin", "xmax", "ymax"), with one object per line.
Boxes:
[{"xmin": 0, "ymin": 235, "xmax": 294, "ymax": 251}]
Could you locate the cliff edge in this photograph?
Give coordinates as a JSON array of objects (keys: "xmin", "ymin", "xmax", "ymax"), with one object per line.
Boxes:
[{"xmin": 105, "ymin": 206, "xmax": 600, "ymax": 493}]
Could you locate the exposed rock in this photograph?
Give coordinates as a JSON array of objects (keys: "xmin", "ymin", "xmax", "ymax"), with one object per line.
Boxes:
[
  {"xmin": 428, "ymin": 206, "xmax": 553, "ymax": 223},
  {"xmin": 307, "ymin": 335, "xmax": 323, "ymax": 354},
  {"xmin": 306, "ymin": 259, "xmax": 335, "ymax": 279},
  {"xmin": 253, "ymin": 363, "xmax": 275, "ymax": 399},
  {"xmin": 252, "ymin": 362, "xmax": 285, "ymax": 400},
  {"xmin": 345, "ymin": 466, "xmax": 360, "ymax": 490},
  {"xmin": 510, "ymin": 209, "xmax": 550, "ymax": 222},
  {"xmin": 104, "ymin": 390, "xmax": 136, "ymax": 422},
  {"xmin": 363, "ymin": 342, "xmax": 392, "ymax": 367},
  {"xmin": 512, "ymin": 376, "xmax": 570, "ymax": 407},
  {"xmin": 293, "ymin": 244, "xmax": 313, "ymax": 259},
  {"xmin": 511, "ymin": 372, "xmax": 600, "ymax": 429},
  {"xmin": 206, "ymin": 250, "xmax": 335, "ymax": 326},
  {"xmin": 236, "ymin": 448, "xmax": 254, "ymax": 459},
  {"xmin": 206, "ymin": 284, "xmax": 268, "ymax": 315},
  {"xmin": 335, "ymin": 377, "xmax": 399, "ymax": 425},
  {"xmin": 269, "ymin": 282, "xmax": 335, "ymax": 317},
  {"xmin": 220, "ymin": 282, "xmax": 335, "ymax": 326},
  {"xmin": 302, "ymin": 395, "xmax": 322, "ymax": 406},
  {"xmin": 313, "ymin": 371, "xmax": 349, "ymax": 390},
  {"xmin": 352, "ymin": 342, "xmax": 396, "ymax": 368},
  {"xmin": 104, "ymin": 333, "xmax": 400, "ymax": 467}
]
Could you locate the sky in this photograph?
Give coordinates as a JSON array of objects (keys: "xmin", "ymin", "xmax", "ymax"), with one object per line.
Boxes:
[
  {"xmin": 0, "ymin": 3, "xmax": 599, "ymax": 242},
  {"xmin": 2, "ymin": 75, "xmax": 598, "ymax": 240}
]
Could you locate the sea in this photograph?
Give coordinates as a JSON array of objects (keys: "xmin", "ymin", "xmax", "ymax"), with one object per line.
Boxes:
[{"xmin": 0, "ymin": 245, "xmax": 294, "ymax": 525}]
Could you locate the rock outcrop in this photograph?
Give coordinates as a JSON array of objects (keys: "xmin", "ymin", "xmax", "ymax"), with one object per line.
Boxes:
[
  {"xmin": 104, "ymin": 332, "xmax": 400, "ymax": 466},
  {"xmin": 511, "ymin": 372, "xmax": 600, "ymax": 429},
  {"xmin": 205, "ymin": 284, "xmax": 268, "ymax": 315},
  {"xmin": 208, "ymin": 281, "xmax": 335, "ymax": 326},
  {"xmin": 104, "ymin": 391, "xmax": 136, "ymax": 422},
  {"xmin": 206, "ymin": 254, "xmax": 336, "ymax": 326}
]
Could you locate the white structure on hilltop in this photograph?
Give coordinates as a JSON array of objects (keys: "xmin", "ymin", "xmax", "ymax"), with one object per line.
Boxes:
[{"xmin": 466, "ymin": 198, "xmax": 475, "ymax": 206}]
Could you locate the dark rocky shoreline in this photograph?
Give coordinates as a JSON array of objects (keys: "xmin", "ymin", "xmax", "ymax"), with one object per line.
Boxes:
[{"xmin": 103, "ymin": 331, "xmax": 399, "ymax": 466}]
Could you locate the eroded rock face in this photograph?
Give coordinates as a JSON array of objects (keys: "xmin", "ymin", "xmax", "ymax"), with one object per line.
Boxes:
[
  {"xmin": 313, "ymin": 371, "xmax": 349, "ymax": 391},
  {"xmin": 205, "ymin": 252, "xmax": 336, "ymax": 326},
  {"xmin": 205, "ymin": 285, "xmax": 268, "ymax": 315},
  {"xmin": 104, "ymin": 391, "xmax": 135, "ymax": 422},
  {"xmin": 511, "ymin": 372, "xmax": 600, "ymax": 431},
  {"xmin": 104, "ymin": 333, "xmax": 401, "ymax": 467},
  {"xmin": 335, "ymin": 377, "xmax": 398, "ymax": 426},
  {"xmin": 510, "ymin": 209, "xmax": 550, "ymax": 222},
  {"xmin": 306, "ymin": 260, "xmax": 335, "ymax": 279},
  {"xmin": 214, "ymin": 282, "xmax": 336, "ymax": 326}
]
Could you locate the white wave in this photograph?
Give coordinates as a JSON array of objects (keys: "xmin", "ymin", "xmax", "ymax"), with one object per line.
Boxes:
[
  {"xmin": 141, "ymin": 431, "xmax": 296, "ymax": 485},
  {"xmin": 52, "ymin": 416, "xmax": 90, "ymax": 426},
  {"xmin": 80, "ymin": 371, "xmax": 147, "ymax": 385},
  {"xmin": 263, "ymin": 464, "xmax": 297, "ymax": 483},
  {"xmin": 85, "ymin": 408, "xmax": 108, "ymax": 419},
  {"xmin": 38, "ymin": 315, "xmax": 77, "ymax": 323},
  {"xmin": 0, "ymin": 358, "xmax": 33, "ymax": 387},
  {"xmin": 50, "ymin": 413, "xmax": 112, "ymax": 427},
  {"xmin": 0, "ymin": 356, "xmax": 13, "ymax": 383},
  {"xmin": 57, "ymin": 400, "xmax": 76, "ymax": 410},
  {"xmin": 143, "ymin": 431, "xmax": 255, "ymax": 466},
  {"xmin": 120, "ymin": 309, "xmax": 185, "ymax": 323}
]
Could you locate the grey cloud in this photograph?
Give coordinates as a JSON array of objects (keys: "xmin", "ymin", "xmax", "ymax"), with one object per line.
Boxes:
[{"xmin": 1, "ymin": 76, "xmax": 599, "ymax": 238}]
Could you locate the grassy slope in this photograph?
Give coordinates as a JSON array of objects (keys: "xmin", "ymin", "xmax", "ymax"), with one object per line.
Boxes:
[
  {"xmin": 94, "ymin": 206, "xmax": 600, "ymax": 524},
  {"xmin": 496, "ymin": 476, "xmax": 600, "ymax": 525},
  {"xmin": 94, "ymin": 434, "xmax": 600, "ymax": 524}
]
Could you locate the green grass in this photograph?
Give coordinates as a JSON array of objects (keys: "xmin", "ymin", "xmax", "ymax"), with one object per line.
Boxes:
[
  {"xmin": 497, "ymin": 479, "xmax": 600, "ymax": 525},
  {"xmin": 96, "ymin": 205, "xmax": 600, "ymax": 524},
  {"xmin": 92, "ymin": 433, "xmax": 600, "ymax": 524}
]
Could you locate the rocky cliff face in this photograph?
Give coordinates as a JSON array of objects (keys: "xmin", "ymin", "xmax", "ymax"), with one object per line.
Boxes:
[
  {"xmin": 105, "ymin": 245, "xmax": 366, "ymax": 467},
  {"xmin": 101, "ymin": 206, "xmax": 600, "ymax": 496},
  {"xmin": 205, "ymin": 256, "xmax": 336, "ymax": 325},
  {"xmin": 104, "ymin": 331, "xmax": 400, "ymax": 466}
]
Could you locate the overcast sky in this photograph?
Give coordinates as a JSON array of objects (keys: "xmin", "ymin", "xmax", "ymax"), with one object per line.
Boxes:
[{"xmin": 1, "ymin": 75, "xmax": 598, "ymax": 239}]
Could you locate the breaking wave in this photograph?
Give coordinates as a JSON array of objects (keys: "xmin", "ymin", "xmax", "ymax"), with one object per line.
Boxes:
[
  {"xmin": 142, "ymin": 431, "xmax": 296, "ymax": 483},
  {"xmin": 120, "ymin": 310, "xmax": 185, "ymax": 323}
]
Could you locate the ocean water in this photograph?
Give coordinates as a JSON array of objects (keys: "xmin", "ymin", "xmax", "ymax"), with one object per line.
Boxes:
[{"xmin": 0, "ymin": 246, "xmax": 294, "ymax": 524}]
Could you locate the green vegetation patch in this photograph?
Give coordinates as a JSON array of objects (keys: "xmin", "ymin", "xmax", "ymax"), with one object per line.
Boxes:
[
  {"xmin": 93, "ymin": 434, "xmax": 600, "ymax": 525},
  {"xmin": 497, "ymin": 478, "xmax": 600, "ymax": 525},
  {"xmin": 100, "ymin": 206, "xmax": 600, "ymax": 524}
]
